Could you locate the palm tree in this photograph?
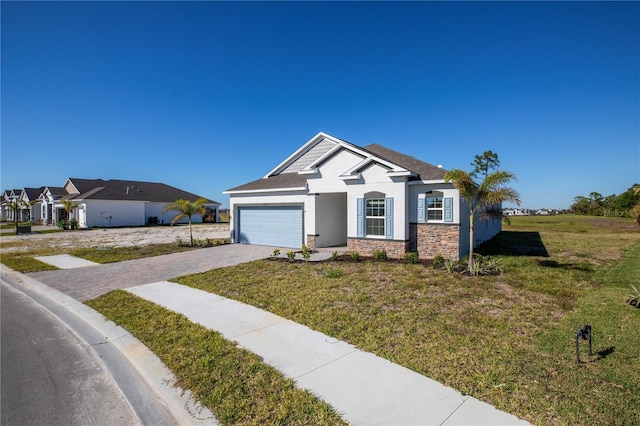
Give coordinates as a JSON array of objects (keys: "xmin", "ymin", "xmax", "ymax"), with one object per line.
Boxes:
[
  {"xmin": 162, "ymin": 198, "xmax": 208, "ymax": 245},
  {"xmin": 445, "ymin": 159, "xmax": 520, "ymax": 270},
  {"xmin": 61, "ymin": 199, "xmax": 80, "ymax": 229},
  {"xmin": 8, "ymin": 200, "xmax": 24, "ymax": 233}
]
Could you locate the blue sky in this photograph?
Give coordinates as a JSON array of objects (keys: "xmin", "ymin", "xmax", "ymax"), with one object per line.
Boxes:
[{"xmin": 2, "ymin": 1, "xmax": 638, "ymax": 209}]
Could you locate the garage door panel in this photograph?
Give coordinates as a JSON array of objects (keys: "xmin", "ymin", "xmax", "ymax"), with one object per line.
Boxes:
[{"xmin": 238, "ymin": 206, "xmax": 302, "ymax": 248}]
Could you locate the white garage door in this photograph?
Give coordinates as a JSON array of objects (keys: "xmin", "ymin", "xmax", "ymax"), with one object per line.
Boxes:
[{"xmin": 237, "ymin": 206, "xmax": 303, "ymax": 248}]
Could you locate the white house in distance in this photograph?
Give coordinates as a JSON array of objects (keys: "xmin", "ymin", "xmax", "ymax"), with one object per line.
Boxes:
[
  {"xmin": 225, "ymin": 132, "xmax": 502, "ymax": 260},
  {"xmin": 55, "ymin": 178, "xmax": 220, "ymax": 228},
  {"xmin": 0, "ymin": 178, "xmax": 220, "ymax": 228}
]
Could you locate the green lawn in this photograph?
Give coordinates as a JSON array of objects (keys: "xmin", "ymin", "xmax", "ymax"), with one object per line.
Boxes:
[{"xmin": 166, "ymin": 215, "xmax": 639, "ymax": 425}]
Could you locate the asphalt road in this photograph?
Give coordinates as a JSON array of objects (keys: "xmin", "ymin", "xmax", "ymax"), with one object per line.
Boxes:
[{"xmin": 1, "ymin": 281, "xmax": 139, "ymax": 425}]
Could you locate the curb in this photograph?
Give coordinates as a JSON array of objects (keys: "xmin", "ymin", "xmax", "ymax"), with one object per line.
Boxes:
[{"xmin": 0, "ymin": 266, "xmax": 217, "ymax": 426}]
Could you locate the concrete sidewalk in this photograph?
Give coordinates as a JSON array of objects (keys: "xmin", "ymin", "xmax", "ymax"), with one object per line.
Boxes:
[{"xmin": 127, "ymin": 281, "xmax": 529, "ymax": 426}]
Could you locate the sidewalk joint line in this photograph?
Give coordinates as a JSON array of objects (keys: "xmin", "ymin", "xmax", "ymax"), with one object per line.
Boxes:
[
  {"xmin": 293, "ymin": 348, "xmax": 359, "ymax": 380},
  {"xmin": 438, "ymin": 395, "xmax": 470, "ymax": 426}
]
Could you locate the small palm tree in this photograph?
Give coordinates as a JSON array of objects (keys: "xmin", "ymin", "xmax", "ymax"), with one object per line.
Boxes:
[
  {"xmin": 8, "ymin": 200, "xmax": 25, "ymax": 233},
  {"xmin": 445, "ymin": 155, "xmax": 520, "ymax": 270},
  {"xmin": 61, "ymin": 199, "xmax": 80, "ymax": 229},
  {"xmin": 163, "ymin": 198, "xmax": 208, "ymax": 245}
]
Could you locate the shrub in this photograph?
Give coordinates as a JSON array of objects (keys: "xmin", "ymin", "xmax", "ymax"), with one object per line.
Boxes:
[
  {"xmin": 330, "ymin": 251, "xmax": 339, "ymax": 261},
  {"xmin": 175, "ymin": 237, "xmax": 185, "ymax": 247},
  {"xmin": 57, "ymin": 220, "xmax": 68, "ymax": 230},
  {"xmin": 404, "ymin": 252, "xmax": 419, "ymax": 264},
  {"xmin": 272, "ymin": 248, "xmax": 281, "ymax": 257},
  {"xmin": 628, "ymin": 284, "xmax": 640, "ymax": 308},
  {"xmin": 373, "ymin": 249, "xmax": 388, "ymax": 261},
  {"xmin": 69, "ymin": 218, "xmax": 78, "ymax": 230},
  {"xmin": 301, "ymin": 244, "xmax": 311, "ymax": 260},
  {"xmin": 467, "ymin": 254, "xmax": 503, "ymax": 276},
  {"xmin": 433, "ymin": 253, "xmax": 445, "ymax": 266},
  {"xmin": 325, "ymin": 269, "xmax": 342, "ymax": 278},
  {"xmin": 350, "ymin": 251, "xmax": 361, "ymax": 262},
  {"xmin": 286, "ymin": 251, "xmax": 296, "ymax": 262},
  {"xmin": 443, "ymin": 259, "xmax": 458, "ymax": 273}
]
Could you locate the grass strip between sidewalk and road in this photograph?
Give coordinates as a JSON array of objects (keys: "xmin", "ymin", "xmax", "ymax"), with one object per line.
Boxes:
[{"xmin": 86, "ymin": 291, "xmax": 346, "ymax": 426}]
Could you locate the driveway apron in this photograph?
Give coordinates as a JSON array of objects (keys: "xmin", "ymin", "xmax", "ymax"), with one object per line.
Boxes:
[{"xmin": 28, "ymin": 244, "xmax": 275, "ymax": 301}]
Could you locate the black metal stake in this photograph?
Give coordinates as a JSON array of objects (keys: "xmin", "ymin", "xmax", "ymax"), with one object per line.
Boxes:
[{"xmin": 575, "ymin": 324, "xmax": 592, "ymax": 363}]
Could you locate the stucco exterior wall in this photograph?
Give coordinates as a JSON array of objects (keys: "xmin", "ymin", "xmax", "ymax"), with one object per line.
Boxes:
[
  {"xmin": 82, "ymin": 200, "xmax": 146, "ymax": 227},
  {"xmin": 144, "ymin": 202, "xmax": 204, "ymax": 225}
]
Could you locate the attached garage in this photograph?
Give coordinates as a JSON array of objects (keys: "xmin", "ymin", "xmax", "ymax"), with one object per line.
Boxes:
[{"xmin": 237, "ymin": 206, "xmax": 303, "ymax": 248}]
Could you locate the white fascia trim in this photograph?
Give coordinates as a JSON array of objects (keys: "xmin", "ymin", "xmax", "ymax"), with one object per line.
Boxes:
[
  {"xmin": 342, "ymin": 156, "xmax": 375, "ymax": 176},
  {"xmin": 340, "ymin": 143, "xmax": 410, "ymax": 173},
  {"xmin": 338, "ymin": 173, "xmax": 362, "ymax": 181},
  {"xmin": 334, "ymin": 143, "xmax": 412, "ymax": 178},
  {"xmin": 298, "ymin": 168, "xmax": 319, "ymax": 175},
  {"xmin": 386, "ymin": 170, "xmax": 415, "ymax": 177},
  {"xmin": 264, "ymin": 132, "xmax": 340, "ymax": 178},
  {"xmin": 408, "ymin": 179, "xmax": 447, "ymax": 185},
  {"xmin": 223, "ymin": 186, "xmax": 307, "ymax": 195}
]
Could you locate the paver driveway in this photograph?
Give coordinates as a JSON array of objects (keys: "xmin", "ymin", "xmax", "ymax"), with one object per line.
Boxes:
[{"xmin": 28, "ymin": 244, "xmax": 276, "ymax": 301}]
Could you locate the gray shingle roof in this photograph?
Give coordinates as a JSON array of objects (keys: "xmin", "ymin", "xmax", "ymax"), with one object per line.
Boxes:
[
  {"xmin": 66, "ymin": 178, "xmax": 219, "ymax": 204},
  {"xmin": 225, "ymin": 173, "xmax": 308, "ymax": 192},
  {"xmin": 227, "ymin": 138, "xmax": 447, "ymax": 192},
  {"xmin": 362, "ymin": 144, "xmax": 447, "ymax": 181},
  {"xmin": 23, "ymin": 187, "xmax": 46, "ymax": 200}
]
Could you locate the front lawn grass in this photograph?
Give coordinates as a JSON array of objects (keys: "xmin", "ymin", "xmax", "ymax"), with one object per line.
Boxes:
[
  {"xmin": 86, "ymin": 291, "xmax": 345, "ymax": 426},
  {"xmin": 172, "ymin": 215, "xmax": 639, "ymax": 425}
]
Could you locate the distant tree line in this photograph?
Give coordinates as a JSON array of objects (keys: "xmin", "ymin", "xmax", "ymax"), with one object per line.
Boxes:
[{"xmin": 570, "ymin": 184, "xmax": 640, "ymax": 219}]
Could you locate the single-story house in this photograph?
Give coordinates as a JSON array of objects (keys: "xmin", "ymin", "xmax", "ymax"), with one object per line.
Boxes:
[
  {"xmin": 55, "ymin": 178, "xmax": 220, "ymax": 228},
  {"xmin": 1, "ymin": 189, "xmax": 21, "ymax": 222},
  {"xmin": 38, "ymin": 186, "xmax": 68, "ymax": 225},
  {"xmin": 18, "ymin": 187, "xmax": 46, "ymax": 223},
  {"xmin": 225, "ymin": 132, "xmax": 502, "ymax": 260}
]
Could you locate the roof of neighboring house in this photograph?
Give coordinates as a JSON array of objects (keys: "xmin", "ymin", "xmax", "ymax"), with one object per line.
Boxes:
[
  {"xmin": 64, "ymin": 178, "xmax": 219, "ymax": 204},
  {"xmin": 226, "ymin": 134, "xmax": 447, "ymax": 192},
  {"xmin": 362, "ymin": 144, "xmax": 447, "ymax": 181},
  {"xmin": 22, "ymin": 187, "xmax": 46, "ymax": 201},
  {"xmin": 47, "ymin": 187, "xmax": 68, "ymax": 196},
  {"xmin": 225, "ymin": 173, "xmax": 308, "ymax": 192}
]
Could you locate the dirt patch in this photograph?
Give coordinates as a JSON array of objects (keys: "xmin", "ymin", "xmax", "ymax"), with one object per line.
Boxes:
[{"xmin": 0, "ymin": 224, "xmax": 230, "ymax": 253}]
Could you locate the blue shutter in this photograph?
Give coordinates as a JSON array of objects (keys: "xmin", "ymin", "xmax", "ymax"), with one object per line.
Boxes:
[
  {"xmin": 417, "ymin": 198, "xmax": 425, "ymax": 223},
  {"xmin": 357, "ymin": 198, "xmax": 364, "ymax": 237},
  {"xmin": 385, "ymin": 197, "xmax": 394, "ymax": 239},
  {"xmin": 444, "ymin": 197, "xmax": 453, "ymax": 222}
]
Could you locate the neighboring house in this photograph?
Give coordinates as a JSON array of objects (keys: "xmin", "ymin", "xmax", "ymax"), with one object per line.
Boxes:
[
  {"xmin": 225, "ymin": 132, "xmax": 502, "ymax": 260},
  {"xmin": 504, "ymin": 208, "xmax": 530, "ymax": 216},
  {"xmin": 1, "ymin": 189, "xmax": 21, "ymax": 222},
  {"xmin": 54, "ymin": 178, "xmax": 220, "ymax": 228},
  {"xmin": 38, "ymin": 186, "xmax": 68, "ymax": 225},
  {"xmin": 19, "ymin": 187, "xmax": 46, "ymax": 222}
]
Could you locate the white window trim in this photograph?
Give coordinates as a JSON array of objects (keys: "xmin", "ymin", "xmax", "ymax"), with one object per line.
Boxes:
[
  {"xmin": 365, "ymin": 197, "xmax": 386, "ymax": 238},
  {"xmin": 427, "ymin": 195, "xmax": 444, "ymax": 222}
]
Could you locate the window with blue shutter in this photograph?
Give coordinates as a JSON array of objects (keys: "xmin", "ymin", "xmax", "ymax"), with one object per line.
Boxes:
[
  {"xmin": 417, "ymin": 198, "xmax": 425, "ymax": 223},
  {"xmin": 357, "ymin": 198, "xmax": 364, "ymax": 237},
  {"xmin": 385, "ymin": 197, "xmax": 394, "ymax": 239},
  {"xmin": 444, "ymin": 197, "xmax": 453, "ymax": 222}
]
